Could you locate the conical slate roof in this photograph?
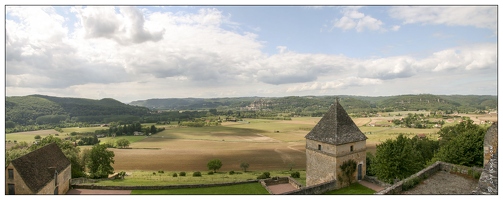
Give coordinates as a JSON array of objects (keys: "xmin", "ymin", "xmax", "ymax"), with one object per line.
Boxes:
[{"xmin": 305, "ymin": 99, "xmax": 367, "ymax": 145}]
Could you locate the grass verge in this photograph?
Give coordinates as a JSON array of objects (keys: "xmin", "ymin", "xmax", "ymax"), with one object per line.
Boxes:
[
  {"xmin": 324, "ymin": 183, "xmax": 375, "ymax": 195},
  {"xmin": 131, "ymin": 182, "xmax": 269, "ymax": 194}
]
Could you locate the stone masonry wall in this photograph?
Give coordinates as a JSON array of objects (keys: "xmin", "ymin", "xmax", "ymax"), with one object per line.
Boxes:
[
  {"xmin": 284, "ymin": 180, "xmax": 337, "ymax": 195},
  {"xmin": 376, "ymin": 161, "xmax": 483, "ymax": 195},
  {"xmin": 72, "ymin": 179, "xmax": 258, "ymax": 190}
]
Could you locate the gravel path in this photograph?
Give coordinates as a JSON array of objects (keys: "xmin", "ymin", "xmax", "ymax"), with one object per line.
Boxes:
[{"xmin": 401, "ymin": 171, "xmax": 479, "ymax": 194}]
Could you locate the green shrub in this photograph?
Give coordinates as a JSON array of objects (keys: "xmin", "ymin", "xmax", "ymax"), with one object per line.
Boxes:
[
  {"xmin": 473, "ymin": 171, "xmax": 482, "ymax": 179},
  {"xmin": 193, "ymin": 171, "xmax": 202, "ymax": 177},
  {"xmin": 172, "ymin": 173, "xmax": 178, "ymax": 177},
  {"xmin": 208, "ymin": 171, "xmax": 214, "ymax": 175},
  {"xmin": 257, "ymin": 172, "xmax": 271, "ymax": 179},
  {"xmin": 257, "ymin": 174, "xmax": 268, "ymax": 179},
  {"xmin": 179, "ymin": 172, "xmax": 186, "ymax": 176},
  {"xmin": 291, "ymin": 171, "xmax": 300, "ymax": 178},
  {"xmin": 229, "ymin": 171, "xmax": 235, "ymax": 175},
  {"xmin": 236, "ymin": 172, "xmax": 242, "ymax": 174},
  {"xmin": 158, "ymin": 170, "xmax": 164, "ymax": 174}
]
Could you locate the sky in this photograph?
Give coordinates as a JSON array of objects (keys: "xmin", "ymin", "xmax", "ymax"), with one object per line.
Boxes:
[{"xmin": 3, "ymin": 2, "xmax": 499, "ymax": 103}]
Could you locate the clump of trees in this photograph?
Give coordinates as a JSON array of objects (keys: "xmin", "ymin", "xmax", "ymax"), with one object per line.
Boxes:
[
  {"xmin": 116, "ymin": 139, "xmax": 131, "ymax": 149},
  {"xmin": 369, "ymin": 120, "xmax": 486, "ymax": 184},
  {"xmin": 431, "ymin": 120, "xmax": 486, "ymax": 167},
  {"xmin": 370, "ymin": 134, "xmax": 438, "ymax": 183}
]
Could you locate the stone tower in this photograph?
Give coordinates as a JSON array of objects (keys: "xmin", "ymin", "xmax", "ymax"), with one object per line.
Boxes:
[{"xmin": 305, "ymin": 98, "xmax": 367, "ymax": 187}]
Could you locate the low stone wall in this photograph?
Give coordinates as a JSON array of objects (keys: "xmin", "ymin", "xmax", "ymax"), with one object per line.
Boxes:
[
  {"xmin": 260, "ymin": 177, "xmax": 303, "ymax": 194},
  {"xmin": 376, "ymin": 161, "xmax": 483, "ymax": 195},
  {"xmin": 376, "ymin": 161, "xmax": 442, "ymax": 194},
  {"xmin": 440, "ymin": 162, "xmax": 483, "ymax": 176},
  {"xmin": 72, "ymin": 179, "xmax": 258, "ymax": 190},
  {"xmin": 283, "ymin": 180, "xmax": 337, "ymax": 195}
]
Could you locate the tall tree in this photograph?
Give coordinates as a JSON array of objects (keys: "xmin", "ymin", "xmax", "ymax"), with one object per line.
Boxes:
[
  {"xmin": 432, "ymin": 120, "xmax": 486, "ymax": 167},
  {"xmin": 372, "ymin": 134, "xmax": 424, "ymax": 184},
  {"xmin": 87, "ymin": 144, "xmax": 115, "ymax": 179},
  {"xmin": 240, "ymin": 162, "xmax": 250, "ymax": 172},
  {"xmin": 207, "ymin": 159, "xmax": 223, "ymax": 173}
]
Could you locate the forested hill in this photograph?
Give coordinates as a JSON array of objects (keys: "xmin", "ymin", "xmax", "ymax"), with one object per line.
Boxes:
[
  {"xmin": 130, "ymin": 94, "xmax": 497, "ymax": 113},
  {"xmin": 6, "ymin": 95, "xmax": 150, "ymax": 125}
]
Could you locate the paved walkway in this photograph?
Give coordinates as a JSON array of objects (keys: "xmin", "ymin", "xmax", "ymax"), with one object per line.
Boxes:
[
  {"xmin": 266, "ymin": 183, "xmax": 299, "ymax": 194},
  {"xmin": 358, "ymin": 180, "xmax": 385, "ymax": 192},
  {"xmin": 67, "ymin": 189, "xmax": 132, "ymax": 195}
]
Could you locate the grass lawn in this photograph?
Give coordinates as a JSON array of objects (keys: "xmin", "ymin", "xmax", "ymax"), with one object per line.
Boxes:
[
  {"xmin": 88, "ymin": 170, "xmax": 306, "ymax": 186},
  {"xmin": 130, "ymin": 182, "xmax": 269, "ymax": 194},
  {"xmin": 324, "ymin": 183, "xmax": 375, "ymax": 195}
]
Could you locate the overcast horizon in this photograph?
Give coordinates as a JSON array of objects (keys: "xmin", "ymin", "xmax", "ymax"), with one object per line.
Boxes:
[{"xmin": 5, "ymin": 5, "xmax": 498, "ymax": 103}]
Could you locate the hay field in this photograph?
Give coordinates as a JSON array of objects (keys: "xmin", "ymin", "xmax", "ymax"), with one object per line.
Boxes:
[{"xmin": 7, "ymin": 114, "xmax": 476, "ymax": 172}]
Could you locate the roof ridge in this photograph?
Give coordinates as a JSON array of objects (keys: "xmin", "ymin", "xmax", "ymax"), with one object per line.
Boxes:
[{"xmin": 305, "ymin": 98, "xmax": 367, "ymax": 145}]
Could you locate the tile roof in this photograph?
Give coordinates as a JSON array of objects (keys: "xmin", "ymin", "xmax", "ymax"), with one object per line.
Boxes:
[
  {"xmin": 10, "ymin": 143, "xmax": 70, "ymax": 193},
  {"xmin": 305, "ymin": 98, "xmax": 367, "ymax": 145}
]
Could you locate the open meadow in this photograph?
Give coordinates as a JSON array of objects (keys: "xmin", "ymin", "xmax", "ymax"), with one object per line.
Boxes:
[{"xmin": 6, "ymin": 113, "xmax": 495, "ymax": 173}]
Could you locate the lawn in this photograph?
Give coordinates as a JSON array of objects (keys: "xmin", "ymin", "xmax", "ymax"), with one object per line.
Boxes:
[
  {"xmin": 86, "ymin": 170, "xmax": 306, "ymax": 186},
  {"xmin": 324, "ymin": 183, "xmax": 375, "ymax": 195},
  {"xmin": 131, "ymin": 182, "xmax": 269, "ymax": 194}
]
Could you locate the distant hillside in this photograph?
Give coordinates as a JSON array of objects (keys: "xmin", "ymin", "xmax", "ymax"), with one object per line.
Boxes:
[
  {"xmin": 129, "ymin": 94, "xmax": 497, "ymax": 113},
  {"xmin": 6, "ymin": 95, "xmax": 150, "ymax": 125},
  {"xmin": 129, "ymin": 97, "xmax": 259, "ymax": 110}
]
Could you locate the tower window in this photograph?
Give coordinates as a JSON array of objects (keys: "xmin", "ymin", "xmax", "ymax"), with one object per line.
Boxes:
[
  {"xmin": 8, "ymin": 169, "xmax": 14, "ymax": 179},
  {"xmin": 318, "ymin": 144, "xmax": 321, "ymax": 150},
  {"xmin": 350, "ymin": 145, "xmax": 354, "ymax": 152}
]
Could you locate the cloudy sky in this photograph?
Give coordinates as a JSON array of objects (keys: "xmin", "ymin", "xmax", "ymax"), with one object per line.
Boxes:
[{"xmin": 4, "ymin": 4, "xmax": 498, "ymax": 103}]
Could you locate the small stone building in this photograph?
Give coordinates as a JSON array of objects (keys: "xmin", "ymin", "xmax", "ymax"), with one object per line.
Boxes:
[
  {"xmin": 5, "ymin": 143, "xmax": 71, "ymax": 195},
  {"xmin": 305, "ymin": 98, "xmax": 367, "ymax": 187}
]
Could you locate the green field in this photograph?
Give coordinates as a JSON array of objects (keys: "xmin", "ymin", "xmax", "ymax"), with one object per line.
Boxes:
[
  {"xmin": 131, "ymin": 182, "xmax": 269, "ymax": 194},
  {"xmin": 61, "ymin": 126, "xmax": 109, "ymax": 133},
  {"xmin": 85, "ymin": 170, "xmax": 306, "ymax": 186}
]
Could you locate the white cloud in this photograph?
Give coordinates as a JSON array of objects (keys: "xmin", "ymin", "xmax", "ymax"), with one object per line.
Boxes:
[
  {"xmin": 389, "ymin": 6, "xmax": 497, "ymax": 31},
  {"xmin": 286, "ymin": 77, "xmax": 383, "ymax": 93},
  {"xmin": 333, "ymin": 7, "xmax": 386, "ymax": 32},
  {"xmin": 4, "ymin": 6, "xmax": 497, "ymax": 101}
]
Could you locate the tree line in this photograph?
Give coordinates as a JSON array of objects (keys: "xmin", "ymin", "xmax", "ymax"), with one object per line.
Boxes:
[{"xmin": 367, "ymin": 120, "xmax": 487, "ymax": 184}]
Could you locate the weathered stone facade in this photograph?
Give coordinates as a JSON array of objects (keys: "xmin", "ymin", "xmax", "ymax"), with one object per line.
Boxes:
[
  {"xmin": 483, "ymin": 122, "xmax": 497, "ymax": 167},
  {"xmin": 305, "ymin": 99, "xmax": 367, "ymax": 187}
]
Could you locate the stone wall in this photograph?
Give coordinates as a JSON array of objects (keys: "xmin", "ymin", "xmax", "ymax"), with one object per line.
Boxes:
[
  {"xmin": 72, "ymin": 179, "xmax": 258, "ymax": 190},
  {"xmin": 283, "ymin": 180, "xmax": 337, "ymax": 195},
  {"xmin": 260, "ymin": 177, "xmax": 304, "ymax": 194},
  {"xmin": 376, "ymin": 161, "xmax": 483, "ymax": 195},
  {"xmin": 473, "ymin": 152, "xmax": 498, "ymax": 194},
  {"xmin": 483, "ymin": 122, "xmax": 498, "ymax": 167}
]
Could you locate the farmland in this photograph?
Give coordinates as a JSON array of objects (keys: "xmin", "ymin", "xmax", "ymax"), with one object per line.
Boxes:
[{"xmin": 6, "ymin": 113, "xmax": 489, "ymax": 173}]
